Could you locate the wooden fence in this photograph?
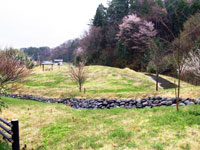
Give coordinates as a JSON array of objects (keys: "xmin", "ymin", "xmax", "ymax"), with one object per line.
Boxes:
[{"xmin": 0, "ymin": 117, "xmax": 20, "ymax": 150}]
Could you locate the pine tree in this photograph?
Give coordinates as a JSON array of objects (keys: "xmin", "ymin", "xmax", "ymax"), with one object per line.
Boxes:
[
  {"xmin": 106, "ymin": 0, "xmax": 129, "ymax": 23},
  {"xmin": 93, "ymin": 4, "xmax": 106, "ymax": 27},
  {"xmin": 190, "ymin": 0, "xmax": 200, "ymax": 15},
  {"xmin": 165, "ymin": 0, "xmax": 190, "ymax": 36}
]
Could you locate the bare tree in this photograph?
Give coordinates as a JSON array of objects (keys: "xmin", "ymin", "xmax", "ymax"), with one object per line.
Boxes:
[
  {"xmin": 69, "ymin": 62, "xmax": 87, "ymax": 92},
  {"xmin": 0, "ymin": 49, "xmax": 30, "ymax": 88},
  {"xmin": 148, "ymin": 38, "xmax": 165, "ymax": 91},
  {"xmin": 0, "ymin": 49, "xmax": 30, "ymax": 110},
  {"xmin": 160, "ymin": 8, "xmax": 200, "ymax": 111}
]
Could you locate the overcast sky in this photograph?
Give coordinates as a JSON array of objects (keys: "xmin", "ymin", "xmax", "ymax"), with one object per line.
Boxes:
[{"xmin": 0, "ymin": 0, "xmax": 108, "ymax": 49}]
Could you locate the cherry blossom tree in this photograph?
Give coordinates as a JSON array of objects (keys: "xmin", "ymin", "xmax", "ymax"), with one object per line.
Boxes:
[
  {"xmin": 116, "ymin": 14, "xmax": 157, "ymax": 52},
  {"xmin": 182, "ymin": 48, "xmax": 200, "ymax": 79}
]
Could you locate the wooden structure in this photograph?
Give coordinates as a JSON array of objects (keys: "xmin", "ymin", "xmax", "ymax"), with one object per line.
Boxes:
[
  {"xmin": 54, "ymin": 59, "xmax": 63, "ymax": 65},
  {"xmin": 41, "ymin": 61, "xmax": 54, "ymax": 71},
  {"xmin": 0, "ymin": 118, "xmax": 20, "ymax": 150}
]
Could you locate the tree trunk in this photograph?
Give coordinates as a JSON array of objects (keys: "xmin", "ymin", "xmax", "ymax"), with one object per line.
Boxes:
[
  {"xmin": 176, "ymin": 69, "xmax": 181, "ymax": 111},
  {"xmin": 176, "ymin": 39, "xmax": 181, "ymax": 111},
  {"xmin": 79, "ymin": 83, "xmax": 82, "ymax": 92},
  {"xmin": 156, "ymin": 65, "xmax": 159, "ymax": 91}
]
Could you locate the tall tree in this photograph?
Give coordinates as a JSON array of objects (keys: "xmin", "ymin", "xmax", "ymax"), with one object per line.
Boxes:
[
  {"xmin": 106, "ymin": 0, "xmax": 129, "ymax": 23},
  {"xmin": 117, "ymin": 14, "xmax": 157, "ymax": 70},
  {"xmin": 93, "ymin": 4, "xmax": 106, "ymax": 27},
  {"xmin": 117, "ymin": 14, "xmax": 157, "ymax": 51},
  {"xmin": 190, "ymin": 0, "xmax": 200, "ymax": 15},
  {"xmin": 165, "ymin": 0, "xmax": 190, "ymax": 37}
]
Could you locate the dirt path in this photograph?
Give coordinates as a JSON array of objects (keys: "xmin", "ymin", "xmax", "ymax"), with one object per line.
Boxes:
[{"xmin": 145, "ymin": 73, "xmax": 177, "ymax": 89}]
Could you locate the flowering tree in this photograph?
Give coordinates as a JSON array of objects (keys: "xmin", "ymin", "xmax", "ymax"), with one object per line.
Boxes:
[
  {"xmin": 182, "ymin": 48, "xmax": 200, "ymax": 79},
  {"xmin": 116, "ymin": 14, "xmax": 157, "ymax": 52}
]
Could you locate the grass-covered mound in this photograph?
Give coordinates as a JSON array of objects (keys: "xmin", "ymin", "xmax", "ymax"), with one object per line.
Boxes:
[
  {"xmin": 13, "ymin": 65, "xmax": 199, "ymax": 99},
  {"xmin": 1, "ymin": 97, "xmax": 200, "ymax": 150}
]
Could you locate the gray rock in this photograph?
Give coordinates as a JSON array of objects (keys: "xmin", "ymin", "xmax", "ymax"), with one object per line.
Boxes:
[
  {"xmin": 196, "ymin": 99, "xmax": 200, "ymax": 104},
  {"xmin": 160, "ymin": 101, "xmax": 167, "ymax": 105},
  {"xmin": 166, "ymin": 101, "xmax": 173, "ymax": 106},
  {"xmin": 120, "ymin": 102, "xmax": 126, "ymax": 105},
  {"xmin": 179, "ymin": 103, "xmax": 185, "ymax": 106},
  {"xmin": 153, "ymin": 100, "xmax": 160, "ymax": 104},
  {"xmin": 187, "ymin": 102, "xmax": 195, "ymax": 105},
  {"xmin": 136, "ymin": 103, "xmax": 143, "ymax": 108},
  {"xmin": 142, "ymin": 102, "xmax": 148, "ymax": 106}
]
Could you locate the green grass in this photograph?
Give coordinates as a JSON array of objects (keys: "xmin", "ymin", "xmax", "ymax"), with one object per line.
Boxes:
[
  {"xmin": 1, "ymin": 97, "xmax": 200, "ymax": 150},
  {"xmin": 11, "ymin": 64, "xmax": 200, "ymax": 99},
  {"xmin": 0, "ymin": 141, "xmax": 11, "ymax": 150}
]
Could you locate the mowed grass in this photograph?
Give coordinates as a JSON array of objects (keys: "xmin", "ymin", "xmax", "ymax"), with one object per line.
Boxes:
[
  {"xmin": 1, "ymin": 97, "xmax": 200, "ymax": 150},
  {"xmin": 12, "ymin": 64, "xmax": 200, "ymax": 99}
]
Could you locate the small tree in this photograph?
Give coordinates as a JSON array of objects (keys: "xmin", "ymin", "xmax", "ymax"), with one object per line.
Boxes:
[
  {"xmin": 148, "ymin": 38, "xmax": 165, "ymax": 91},
  {"xmin": 160, "ymin": 10, "xmax": 200, "ymax": 111},
  {"xmin": 0, "ymin": 49, "xmax": 30, "ymax": 111},
  {"xmin": 0, "ymin": 49, "xmax": 30, "ymax": 87},
  {"xmin": 69, "ymin": 62, "xmax": 87, "ymax": 92}
]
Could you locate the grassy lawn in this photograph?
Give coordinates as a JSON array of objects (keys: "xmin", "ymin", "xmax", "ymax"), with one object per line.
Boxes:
[
  {"xmin": 1, "ymin": 97, "xmax": 200, "ymax": 150},
  {"xmin": 11, "ymin": 64, "xmax": 200, "ymax": 99}
]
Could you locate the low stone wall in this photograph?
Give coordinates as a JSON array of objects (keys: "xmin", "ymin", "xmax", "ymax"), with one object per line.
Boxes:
[{"xmin": 5, "ymin": 94, "xmax": 200, "ymax": 109}]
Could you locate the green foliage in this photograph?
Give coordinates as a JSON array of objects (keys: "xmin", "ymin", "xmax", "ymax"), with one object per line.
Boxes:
[
  {"xmin": 0, "ymin": 75, "xmax": 7, "ymax": 111},
  {"xmin": 4, "ymin": 48, "xmax": 35, "ymax": 69},
  {"xmin": 114, "ymin": 42, "xmax": 130, "ymax": 67},
  {"xmin": 147, "ymin": 62, "xmax": 156, "ymax": 73},
  {"xmin": 22, "ymin": 46, "xmax": 51, "ymax": 62},
  {"xmin": 0, "ymin": 142, "xmax": 11, "ymax": 150},
  {"xmin": 165, "ymin": 0, "xmax": 190, "ymax": 36},
  {"xmin": 106, "ymin": 0, "xmax": 129, "ymax": 23},
  {"xmin": 190, "ymin": 0, "xmax": 200, "ymax": 15},
  {"xmin": 93, "ymin": 4, "xmax": 106, "ymax": 26},
  {"xmin": 140, "ymin": 0, "xmax": 151, "ymax": 16},
  {"xmin": 73, "ymin": 56, "xmax": 81, "ymax": 65},
  {"xmin": 82, "ymin": 0, "xmax": 200, "ymax": 72}
]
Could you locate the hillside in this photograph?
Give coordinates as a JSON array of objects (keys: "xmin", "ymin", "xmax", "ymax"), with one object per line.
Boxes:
[{"xmin": 12, "ymin": 64, "xmax": 199, "ymax": 99}]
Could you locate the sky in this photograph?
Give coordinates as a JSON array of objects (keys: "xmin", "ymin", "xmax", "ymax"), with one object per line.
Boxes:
[{"xmin": 0, "ymin": 0, "xmax": 108, "ymax": 49}]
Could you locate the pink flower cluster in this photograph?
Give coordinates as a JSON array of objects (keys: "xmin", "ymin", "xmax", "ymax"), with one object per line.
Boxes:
[{"xmin": 117, "ymin": 14, "xmax": 157, "ymax": 51}]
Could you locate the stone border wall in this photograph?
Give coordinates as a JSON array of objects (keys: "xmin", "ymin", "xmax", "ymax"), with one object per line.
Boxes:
[{"xmin": 4, "ymin": 94, "xmax": 200, "ymax": 109}]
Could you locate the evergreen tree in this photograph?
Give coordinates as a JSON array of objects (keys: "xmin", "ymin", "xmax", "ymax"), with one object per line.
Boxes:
[
  {"xmin": 141, "ymin": 0, "xmax": 151, "ymax": 15},
  {"xmin": 106, "ymin": 0, "xmax": 129, "ymax": 23},
  {"xmin": 165, "ymin": 0, "xmax": 190, "ymax": 36},
  {"xmin": 190, "ymin": 0, "xmax": 200, "ymax": 15},
  {"xmin": 130, "ymin": 0, "xmax": 140, "ymax": 12},
  {"xmin": 93, "ymin": 4, "xmax": 106, "ymax": 27}
]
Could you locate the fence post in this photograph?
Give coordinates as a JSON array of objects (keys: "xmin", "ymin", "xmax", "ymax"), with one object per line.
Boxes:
[{"xmin": 11, "ymin": 120, "xmax": 20, "ymax": 150}]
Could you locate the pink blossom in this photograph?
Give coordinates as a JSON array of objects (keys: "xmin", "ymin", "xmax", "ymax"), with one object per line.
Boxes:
[{"xmin": 117, "ymin": 14, "xmax": 157, "ymax": 51}]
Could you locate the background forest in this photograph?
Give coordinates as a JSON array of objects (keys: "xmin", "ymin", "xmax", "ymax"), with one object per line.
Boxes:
[{"xmin": 22, "ymin": 0, "xmax": 200, "ymax": 79}]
